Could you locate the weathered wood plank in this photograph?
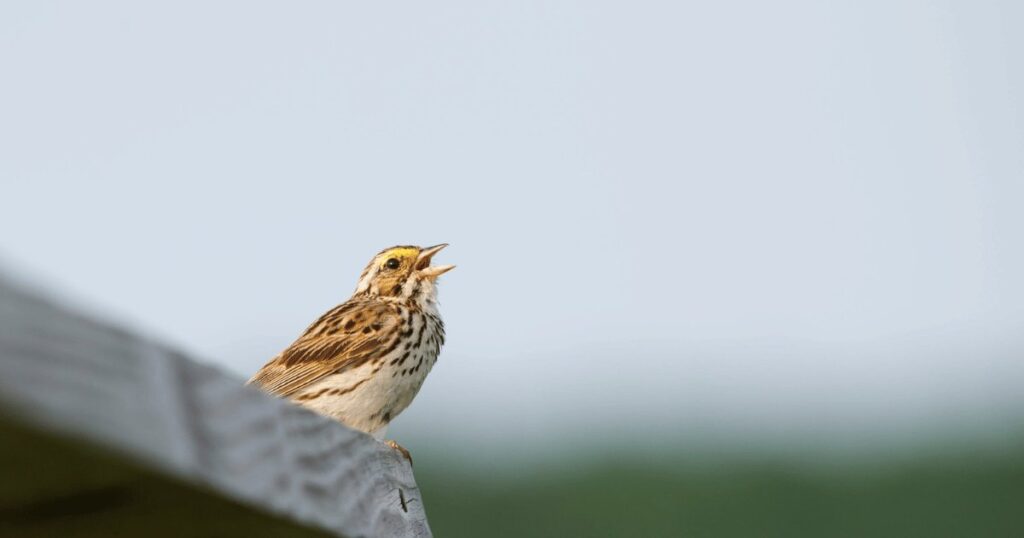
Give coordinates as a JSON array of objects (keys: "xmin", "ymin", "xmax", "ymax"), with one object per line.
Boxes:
[{"xmin": 0, "ymin": 274, "xmax": 432, "ymax": 537}]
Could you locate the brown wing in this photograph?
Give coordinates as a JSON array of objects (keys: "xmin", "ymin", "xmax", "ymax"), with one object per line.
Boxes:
[{"xmin": 248, "ymin": 299, "xmax": 402, "ymax": 397}]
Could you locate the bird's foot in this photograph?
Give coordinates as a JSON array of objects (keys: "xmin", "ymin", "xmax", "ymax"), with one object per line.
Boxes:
[{"xmin": 386, "ymin": 440, "xmax": 413, "ymax": 465}]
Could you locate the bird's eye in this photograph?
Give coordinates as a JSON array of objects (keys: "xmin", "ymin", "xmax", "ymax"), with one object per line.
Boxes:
[{"xmin": 385, "ymin": 258, "xmax": 401, "ymax": 270}]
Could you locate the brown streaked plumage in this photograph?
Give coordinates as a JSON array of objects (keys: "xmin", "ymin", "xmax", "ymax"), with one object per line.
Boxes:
[
  {"xmin": 248, "ymin": 244, "xmax": 453, "ymax": 459},
  {"xmin": 249, "ymin": 301, "xmax": 403, "ymax": 397}
]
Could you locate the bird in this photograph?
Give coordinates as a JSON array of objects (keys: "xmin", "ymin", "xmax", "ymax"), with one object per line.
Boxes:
[{"xmin": 248, "ymin": 244, "xmax": 454, "ymax": 462}]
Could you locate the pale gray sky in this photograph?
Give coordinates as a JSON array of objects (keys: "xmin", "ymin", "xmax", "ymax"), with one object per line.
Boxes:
[{"xmin": 2, "ymin": 1, "xmax": 1022, "ymax": 453}]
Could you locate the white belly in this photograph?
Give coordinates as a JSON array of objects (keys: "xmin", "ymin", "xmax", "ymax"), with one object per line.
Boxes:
[{"xmin": 297, "ymin": 312, "xmax": 442, "ymax": 436}]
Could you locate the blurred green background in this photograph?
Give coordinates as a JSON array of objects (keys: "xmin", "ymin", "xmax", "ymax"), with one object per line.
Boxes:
[{"xmin": 414, "ymin": 438, "xmax": 1024, "ymax": 537}]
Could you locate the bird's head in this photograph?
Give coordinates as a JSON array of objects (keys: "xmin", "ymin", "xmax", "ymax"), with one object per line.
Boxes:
[{"xmin": 355, "ymin": 244, "xmax": 454, "ymax": 304}]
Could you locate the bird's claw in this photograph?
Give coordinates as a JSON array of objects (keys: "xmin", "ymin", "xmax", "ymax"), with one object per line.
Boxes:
[{"xmin": 386, "ymin": 440, "xmax": 413, "ymax": 465}]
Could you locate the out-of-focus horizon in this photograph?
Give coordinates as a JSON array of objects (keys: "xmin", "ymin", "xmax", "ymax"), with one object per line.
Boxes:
[{"xmin": 2, "ymin": 0, "xmax": 1023, "ymax": 462}]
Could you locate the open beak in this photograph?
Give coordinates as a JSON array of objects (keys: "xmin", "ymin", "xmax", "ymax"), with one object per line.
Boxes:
[{"xmin": 416, "ymin": 243, "xmax": 455, "ymax": 278}]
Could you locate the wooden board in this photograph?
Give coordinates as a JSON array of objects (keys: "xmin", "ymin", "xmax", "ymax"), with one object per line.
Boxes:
[{"xmin": 0, "ymin": 274, "xmax": 432, "ymax": 538}]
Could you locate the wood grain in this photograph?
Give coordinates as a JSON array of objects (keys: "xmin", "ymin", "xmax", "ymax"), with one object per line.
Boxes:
[{"xmin": 0, "ymin": 274, "xmax": 432, "ymax": 538}]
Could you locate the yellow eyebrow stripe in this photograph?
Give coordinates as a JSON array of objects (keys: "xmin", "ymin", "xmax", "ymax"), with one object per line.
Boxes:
[{"xmin": 380, "ymin": 247, "xmax": 418, "ymax": 260}]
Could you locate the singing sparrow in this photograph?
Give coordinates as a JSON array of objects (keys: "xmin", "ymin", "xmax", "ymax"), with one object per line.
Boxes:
[{"xmin": 249, "ymin": 244, "xmax": 453, "ymax": 459}]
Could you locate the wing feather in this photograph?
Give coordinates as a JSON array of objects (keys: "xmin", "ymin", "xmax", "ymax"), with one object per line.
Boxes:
[{"xmin": 248, "ymin": 300, "xmax": 401, "ymax": 397}]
